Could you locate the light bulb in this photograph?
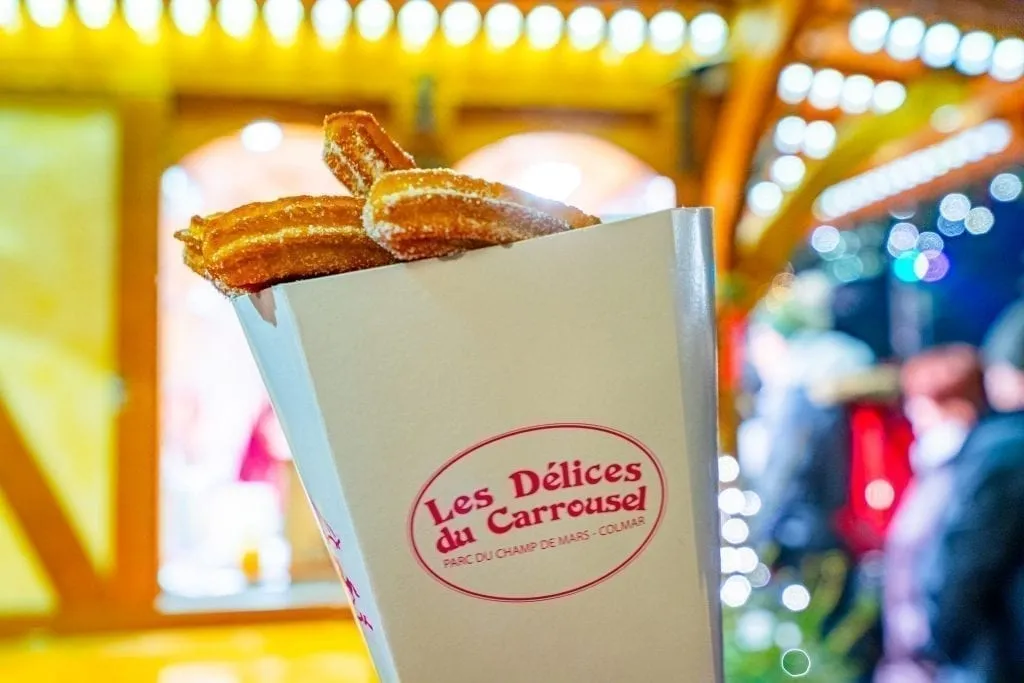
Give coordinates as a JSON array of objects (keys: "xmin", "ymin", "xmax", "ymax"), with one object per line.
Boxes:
[
  {"xmin": 525, "ymin": 5, "xmax": 563, "ymax": 49},
  {"xmin": 956, "ymin": 30, "xmax": 995, "ymax": 76},
  {"xmin": 607, "ymin": 8, "xmax": 644, "ymax": 54},
  {"xmin": 566, "ymin": 6, "xmax": 603, "ymax": 51},
  {"xmin": 264, "ymin": 0, "xmax": 304, "ymax": 43},
  {"xmin": 440, "ymin": 1, "xmax": 479, "ymax": 46},
  {"xmin": 170, "ymin": 0, "xmax": 209, "ymax": 35},
  {"xmin": 396, "ymin": 0, "xmax": 437, "ymax": 48},
  {"xmin": 27, "ymin": 0, "xmax": 66, "ymax": 27},
  {"xmin": 484, "ymin": 3, "xmax": 521, "ymax": 49},
  {"xmin": 921, "ymin": 22, "xmax": 959, "ymax": 68},
  {"xmin": 648, "ymin": 10, "xmax": 684, "ymax": 54},
  {"xmin": 354, "ymin": 0, "xmax": 392, "ymax": 41},
  {"xmin": 690, "ymin": 11, "xmax": 727, "ymax": 57},
  {"xmin": 310, "ymin": 0, "xmax": 350, "ymax": 44},
  {"xmin": 885, "ymin": 16, "xmax": 925, "ymax": 61},
  {"xmin": 75, "ymin": 0, "xmax": 113, "ymax": 28},
  {"xmin": 218, "ymin": 0, "xmax": 256, "ymax": 38},
  {"xmin": 777, "ymin": 63, "xmax": 813, "ymax": 104},
  {"xmin": 991, "ymin": 38, "xmax": 1024, "ymax": 82},
  {"xmin": 848, "ymin": 9, "xmax": 889, "ymax": 54}
]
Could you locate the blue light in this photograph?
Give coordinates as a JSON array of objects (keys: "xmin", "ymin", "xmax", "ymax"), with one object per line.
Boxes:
[{"xmin": 893, "ymin": 251, "xmax": 921, "ymax": 282}]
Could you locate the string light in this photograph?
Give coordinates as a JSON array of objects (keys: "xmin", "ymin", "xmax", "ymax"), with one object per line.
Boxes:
[
  {"xmin": 921, "ymin": 22, "xmax": 959, "ymax": 68},
  {"xmin": 774, "ymin": 116, "xmax": 806, "ymax": 154},
  {"xmin": 75, "ymin": 0, "xmax": 114, "ymax": 28},
  {"xmin": 484, "ymin": 3, "xmax": 521, "ymax": 49},
  {"xmin": 354, "ymin": 0, "xmax": 392, "ymax": 41},
  {"xmin": 808, "ymin": 68, "xmax": 844, "ymax": 110},
  {"xmin": 311, "ymin": 0, "xmax": 351, "ymax": 45},
  {"xmin": 170, "ymin": 0, "xmax": 210, "ymax": 36},
  {"xmin": 566, "ymin": 6, "xmax": 603, "ymax": 51},
  {"xmin": 264, "ymin": 0, "xmax": 303, "ymax": 43},
  {"xmin": 872, "ymin": 80, "xmax": 906, "ymax": 113},
  {"xmin": 803, "ymin": 120, "xmax": 836, "ymax": 159},
  {"xmin": 849, "ymin": 8, "xmax": 890, "ymax": 54},
  {"xmin": 748, "ymin": 181, "xmax": 784, "ymax": 217},
  {"xmin": 0, "ymin": 0, "xmax": 18, "ymax": 30},
  {"xmin": 648, "ymin": 10, "xmax": 684, "ymax": 54},
  {"xmin": 218, "ymin": 0, "xmax": 256, "ymax": 38},
  {"xmin": 840, "ymin": 74, "xmax": 874, "ymax": 114},
  {"xmin": 815, "ymin": 120, "xmax": 1013, "ymax": 222},
  {"xmin": 27, "ymin": 0, "xmax": 66, "ymax": 27},
  {"xmin": 525, "ymin": 5, "xmax": 562, "ymax": 49},
  {"xmin": 885, "ymin": 15, "xmax": 925, "ymax": 61},
  {"xmin": 770, "ymin": 155, "xmax": 806, "ymax": 190},
  {"xmin": 956, "ymin": 30, "xmax": 995, "ymax": 76},
  {"xmin": 396, "ymin": 0, "xmax": 437, "ymax": 49},
  {"xmin": 991, "ymin": 38, "xmax": 1024, "ymax": 82},
  {"xmin": 689, "ymin": 11, "xmax": 727, "ymax": 57},
  {"xmin": 607, "ymin": 8, "xmax": 645, "ymax": 55},
  {"xmin": 718, "ymin": 455, "xmax": 740, "ymax": 483},
  {"xmin": 777, "ymin": 63, "xmax": 813, "ymax": 104},
  {"xmin": 440, "ymin": 1, "xmax": 479, "ymax": 46},
  {"xmin": 123, "ymin": 0, "xmax": 162, "ymax": 37}
]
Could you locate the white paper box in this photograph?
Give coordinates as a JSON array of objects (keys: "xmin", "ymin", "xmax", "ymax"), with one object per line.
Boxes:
[{"xmin": 235, "ymin": 208, "xmax": 722, "ymax": 683}]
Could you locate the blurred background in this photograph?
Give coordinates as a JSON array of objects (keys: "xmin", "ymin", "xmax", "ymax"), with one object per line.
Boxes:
[{"xmin": 1, "ymin": 0, "xmax": 1023, "ymax": 680}]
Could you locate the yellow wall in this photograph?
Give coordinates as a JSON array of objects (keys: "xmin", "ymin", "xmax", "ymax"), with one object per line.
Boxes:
[{"xmin": 0, "ymin": 103, "xmax": 120, "ymax": 614}]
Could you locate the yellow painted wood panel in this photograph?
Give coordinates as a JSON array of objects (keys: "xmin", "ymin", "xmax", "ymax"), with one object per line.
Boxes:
[{"xmin": 0, "ymin": 104, "xmax": 120, "ymax": 577}]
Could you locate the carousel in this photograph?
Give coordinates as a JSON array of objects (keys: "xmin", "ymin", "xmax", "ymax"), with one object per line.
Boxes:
[{"xmin": 0, "ymin": 0, "xmax": 1021, "ymax": 638}]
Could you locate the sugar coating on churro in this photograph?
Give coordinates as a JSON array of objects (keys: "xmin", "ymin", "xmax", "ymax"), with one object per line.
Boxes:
[
  {"xmin": 363, "ymin": 169, "xmax": 595, "ymax": 261},
  {"xmin": 176, "ymin": 195, "xmax": 395, "ymax": 293},
  {"xmin": 322, "ymin": 111, "xmax": 416, "ymax": 197}
]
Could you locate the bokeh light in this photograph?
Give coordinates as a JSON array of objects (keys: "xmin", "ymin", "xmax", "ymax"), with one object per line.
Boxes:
[
  {"xmin": 648, "ymin": 10, "xmax": 684, "ymax": 54},
  {"xmin": 781, "ymin": 584, "xmax": 811, "ymax": 612},
  {"xmin": 811, "ymin": 225, "xmax": 841, "ymax": 253},
  {"xmin": 921, "ymin": 22, "xmax": 960, "ymax": 68},
  {"xmin": 849, "ymin": 8, "xmax": 889, "ymax": 54},
  {"xmin": 774, "ymin": 116, "xmax": 806, "ymax": 154},
  {"xmin": 75, "ymin": 0, "xmax": 114, "ymax": 28},
  {"xmin": 397, "ymin": 0, "xmax": 438, "ymax": 49},
  {"xmin": 721, "ymin": 575, "xmax": 753, "ymax": 608},
  {"xmin": 770, "ymin": 155, "xmax": 806, "ymax": 190},
  {"xmin": 219, "ymin": 0, "xmax": 258, "ymax": 38},
  {"xmin": 689, "ymin": 12, "xmax": 727, "ymax": 57},
  {"xmin": 885, "ymin": 16, "xmax": 925, "ymax": 62},
  {"xmin": 607, "ymin": 8, "xmax": 645, "ymax": 55},
  {"xmin": 956, "ymin": 30, "xmax": 995, "ymax": 75},
  {"xmin": 311, "ymin": 0, "xmax": 350, "ymax": 44},
  {"xmin": 264, "ymin": 0, "xmax": 303, "ymax": 43},
  {"xmin": 939, "ymin": 193, "xmax": 971, "ymax": 221},
  {"xmin": 965, "ymin": 206, "xmax": 995, "ymax": 235},
  {"xmin": 990, "ymin": 173, "xmax": 1023, "ymax": 202},
  {"xmin": 354, "ymin": 0, "xmax": 393, "ymax": 41},
  {"xmin": 484, "ymin": 3, "xmax": 522, "ymax": 49},
  {"xmin": 748, "ymin": 181, "xmax": 784, "ymax": 217},
  {"xmin": 718, "ymin": 455, "xmax": 740, "ymax": 483},
  {"xmin": 565, "ymin": 6, "xmax": 604, "ymax": 51},
  {"xmin": 525, "ymin": 4, "xmax": 563, "ymax": 49}
]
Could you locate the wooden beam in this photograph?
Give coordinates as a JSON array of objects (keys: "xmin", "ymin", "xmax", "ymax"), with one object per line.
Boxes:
[
  {"xmin": 110, "ymin": 97, "xmax": 166, "ymax": 612},
  {"xmin": 729, "ymin": 76, "xmax": 969, "ymax": 313},
  {"xmin": 0, "ymin": 401, "xmax": 106, "ymax": 608},
  {"xmin": 702, "ymin": 0, "xmax": 811, "ymax": 273}
]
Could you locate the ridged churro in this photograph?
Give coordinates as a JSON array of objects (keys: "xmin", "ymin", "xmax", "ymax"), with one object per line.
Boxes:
[
  {"xmin": 363, "ymin": 168, "xmax": 599, "ymax": 260},
  {"xmin": 176, "ymin": 196, "xmax": 396, "ymax": 292},
  {"xmin": 323, "ymin": 111, "xmax": 417, "ymax": 196}
]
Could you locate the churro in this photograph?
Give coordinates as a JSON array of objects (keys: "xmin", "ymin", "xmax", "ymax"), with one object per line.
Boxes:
[
  {"xmin": 177, "ymin": 196, "xmax": 396, "ymax": 292},
  {"xmin": 323, "ymin": 111, "xmax": 417, "ymax": 196},
  {"xmin": 364, "ymin": 168, "xmax": 599, "ymax": 260}
]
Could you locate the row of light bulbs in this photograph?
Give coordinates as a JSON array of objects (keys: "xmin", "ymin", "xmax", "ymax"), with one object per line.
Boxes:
[
  {"xmin": 814, "ymin": 119, "xmax": 1014, "ymax": 222},
  {"xmin": 777, "ymin": 64, "xmax": 907, "ymax": 115},
  {"xmin": 849, "ymin": 8, "xmax": 1024, "ymax": 82},
  {"xmin": 0, "ymin": 0, "xmax": 730, "ymax": 56}
]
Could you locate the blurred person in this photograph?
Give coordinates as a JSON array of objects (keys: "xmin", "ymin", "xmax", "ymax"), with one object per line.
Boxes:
[
  {"xmin": 874, "ymin": 345, "xmax": 986, "ymax": 683},
  {"xmin": 923, "ymin": 300, "xmax": 1024, "ymax": 683}
]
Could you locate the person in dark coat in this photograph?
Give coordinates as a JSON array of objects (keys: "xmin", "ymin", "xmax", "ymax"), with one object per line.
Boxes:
[
  {"xmin": 875, "ymin": 345, "xmax": 986, "ymax": 683},
  {"xmin": 923, "ymin": 300, "xmax": 1024, "ymax": 683}
]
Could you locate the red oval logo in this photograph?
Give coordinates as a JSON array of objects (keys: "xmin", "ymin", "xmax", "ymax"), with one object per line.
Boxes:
[{"xmin": 408, "ymin": 423, "xmax": 667, "ymax": 602}]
